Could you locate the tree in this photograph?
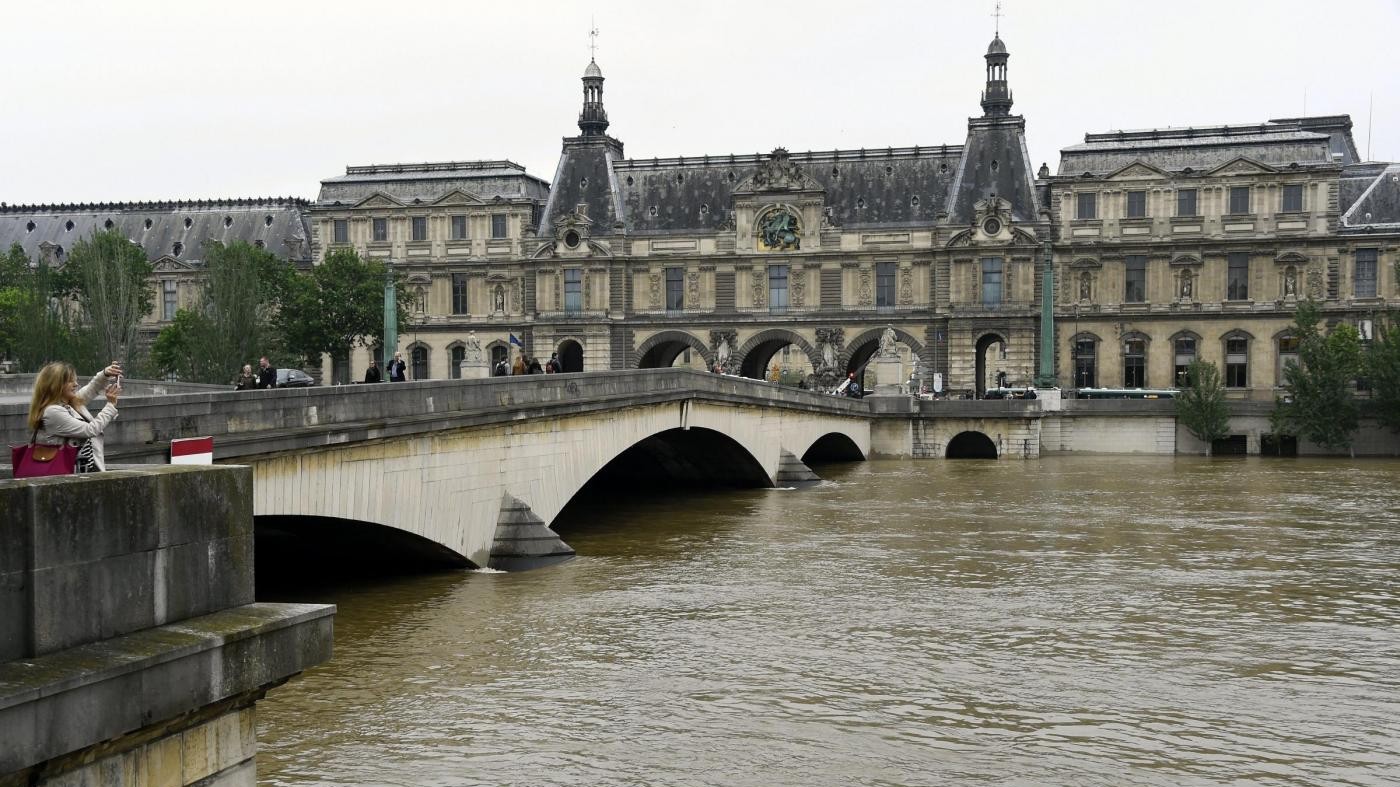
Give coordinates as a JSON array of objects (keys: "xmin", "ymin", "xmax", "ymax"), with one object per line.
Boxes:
[
  {"xmin": 1366, "ymin": 315, "xmax": 1400, "ymax": 434},
  {"xmin": 1272, "ymin": 300, "xmax": 1362, "ymax": 454},
  {"xmin": 1175, "ymin": 359, "xmax": 1231, "ymax": 455},
  {"xmin": 0, "ymin": 244, "xmax": 92, "ymax": 372},
  {"xmin": 62, "ymin": 229, "xmax": 154, "ymax": 370},
  {"xmin": 277, "ymin": 248, "xmax": 409, "ymax": 368},
  {"xmin": 150, "ymin": 241, "xmax": 296, "ymax": 384}
]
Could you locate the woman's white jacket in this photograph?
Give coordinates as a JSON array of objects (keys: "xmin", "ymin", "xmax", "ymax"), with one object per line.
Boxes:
[{"xmin": 36, "ymin": 370, "xmax": 119, "ymax": 471}]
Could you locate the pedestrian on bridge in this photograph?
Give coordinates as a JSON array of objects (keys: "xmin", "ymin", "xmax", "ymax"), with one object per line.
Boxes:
[
  {"xmin": 26, "ymin": 361, "xmax": 122, "ymax": 473},
  {"xmin": 256, "ymin": 357, "xmax": 276, "ymax": 389},
  {"xmin": 364, "ymin": 360, "xmax": 382, "ymax": 383},
  {"xmin": 234, "ymin": 364, "xmax": 256, "ymax": 391},
  {"xmin": 387, "ymin": 351, "xmax": 408, "ymax": 382}
]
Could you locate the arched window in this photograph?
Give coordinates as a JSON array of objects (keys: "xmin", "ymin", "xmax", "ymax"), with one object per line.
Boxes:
[
  {"xmin": 1223, "ymin": 333, "xmax": 1250, "ymax": 389},
  {"xmin": 1072, "ymin": 334, "xmax": 1098, "ymax": 389},
  {"xmin": 1276, "ymin": 333, "xmax": 1300, "ymax": 386},
  {"xmin": 1172, "ymin": 332, "xmax": 1199, "ymax": 387},
  {"xmin": 1123, "ymin": 335, "xmax": 1148, "ymax": 388},
  {"xmin": 449, "ymin": 344, "xmax": 465, "ymax": 379},
  {"xmin": 410, "ymin": 345, "xmax": 429, "ymax": 380}
]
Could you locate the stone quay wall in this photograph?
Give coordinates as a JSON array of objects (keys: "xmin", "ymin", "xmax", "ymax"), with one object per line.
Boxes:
[{"xmin": 0, "ymin": 465, "xmax": 334, "ymax": 787}]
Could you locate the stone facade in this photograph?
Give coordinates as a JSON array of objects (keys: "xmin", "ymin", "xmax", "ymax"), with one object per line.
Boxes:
[{"xmin": 1, "ymin": 38, "xmax": 1397, "ymax": 397}]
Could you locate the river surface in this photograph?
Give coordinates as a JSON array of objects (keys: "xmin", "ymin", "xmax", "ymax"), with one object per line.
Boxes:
[{"xmin": 256, "ymin": 456, "xmax": 1400, "ymax": 787}]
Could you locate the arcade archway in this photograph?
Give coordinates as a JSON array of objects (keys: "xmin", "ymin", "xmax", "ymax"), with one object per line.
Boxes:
[
  {"xmin": 974, "ymin": 332, "xmax": 1007, "ymax": 397},
  {"xmin": 636, "ymin": 331, "xmax": 711, "ymax": 370},
  {"xmin": 736, "ymin": 329, "xmax": 818, "ymax": 382},
  {"xmin": 557, "ymin": 339, "xmax": 584, "ymax": 372}
]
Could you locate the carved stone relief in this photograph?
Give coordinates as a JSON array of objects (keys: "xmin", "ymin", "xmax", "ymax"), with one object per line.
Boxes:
[
  {"xmin": 791, "ymin": 269, "xmax": 806, "ymax": 307},
  {"xmin": 649, "ymin": 273, "xmax": 661, "ymax": 308},
  {"xmin": 1306, "ymin": 268, "xmax": 1324, "ymax": 299},
  {"xmin": 751, "ymin": 270, "xmax": 766, "ymax": 308},
  {"xmin": 858, "ymin": 267, "xmax": 872, "ymax": 306},
  {"xmin": 899, "ymin": 267, "xmax": 913, "ymax": 305},
  {"xmin": 583, "ymin": 271, "xmax": 593, "ymax": 309},
  {"xmin": 686, "ymin": 271, "xmax": 700, "ymax": 309}
]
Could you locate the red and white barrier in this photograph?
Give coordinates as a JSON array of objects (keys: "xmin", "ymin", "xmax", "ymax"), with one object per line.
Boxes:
[{"xmin": 170, "ymin": 436, "xmax": 214, "ymax": 465}]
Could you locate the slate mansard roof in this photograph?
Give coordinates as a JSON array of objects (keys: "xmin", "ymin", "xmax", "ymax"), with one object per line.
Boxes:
[
  {"xmin": 612, "ymin": 146, "xmax": 966, "ymax": 235},
  {"xmin": 316, "ymin": 160, "xmax": 550, "ymax": 207},
  {"xmin": 0, "ymin": 198, "xmax": 313, "ymax": 265},
  {"xmin": 1341, "ymin": 162, "xmax": 1400, "ymax": 230},
  {"xmin": 1057, "ymin": 116, "xmax": 1358, "ymax": 176}
]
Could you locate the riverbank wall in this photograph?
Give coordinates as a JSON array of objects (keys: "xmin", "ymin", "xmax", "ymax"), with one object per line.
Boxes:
[{"xmin": 0, "ymin": 465, "xmax": 334, "ymax": 787}]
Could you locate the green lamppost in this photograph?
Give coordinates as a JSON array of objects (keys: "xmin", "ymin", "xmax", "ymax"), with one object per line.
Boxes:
[
  {"xmin": 383, "ymin": 271, "xmax": 397, "ymax": 367},
  {"xmin": 1036, "ymin": 239, "xmax": 1058, "ymax": 388}
]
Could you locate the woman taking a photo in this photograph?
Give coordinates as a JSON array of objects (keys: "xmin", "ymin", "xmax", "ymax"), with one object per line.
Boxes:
[{"xmin": 28, "ymin": 361, "xmax": 123, "ymax": 472}]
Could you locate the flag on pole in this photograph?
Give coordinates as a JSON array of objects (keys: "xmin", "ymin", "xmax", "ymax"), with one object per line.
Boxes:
[{"xmin": 509, "ymin": 333, "xmax": 523, "ymax": 347}]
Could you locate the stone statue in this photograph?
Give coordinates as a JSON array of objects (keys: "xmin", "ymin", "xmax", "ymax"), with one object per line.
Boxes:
[
  {"xmin": 759, "ymin": 209, "xmax": 800, "ymax": 250},
  {"xmin": 716, "ymin": 339, "xmax": 730, "ymax": 365},
  {"xmin": 821, "ymin": 340, "xmax": 836, "ymax": 370},
  {"xmin": 1079, "ymin": 272, "xmax": 1091, "ymax": 301},
  {"xmin": 1180, "ymin": 270, "xmax": 1193, "ymax": 299},
  {"xmin": 493, "ymin": 285, "xmax": 506, "ymax": 313},
  {"xmin": 879, "ymin": 326, "xmax": 898, "ymax": 357},
  {"xmin": 463, "ymin": 331, "xmax": 483, "ymax": 364},
  {"xmin": 1284, "ymin": 266, "xmax": 1297, "ymax": 297}
]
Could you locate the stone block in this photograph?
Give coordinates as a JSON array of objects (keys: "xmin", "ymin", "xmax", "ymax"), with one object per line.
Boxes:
[
  {"xmin": 0, "ymin": 569, "xmax": 30, "ymax": 663},
  {"xmin": 28, "ymin": 473, "xmax": 160, "ymax": 569},
  {"xmin": 31, "ymin": 551, "xmax": 156, "ymax": 655},
  {"xmin": 181, "ymin": 718, "xmax": 217, "ymax": 783},
  {"xmin": 156, "ymin": 466, "xmax": 252, "ymax": 548},
  {"xmin": 139, "ymin": 734, "xmax": 183, "ymax": 787}
]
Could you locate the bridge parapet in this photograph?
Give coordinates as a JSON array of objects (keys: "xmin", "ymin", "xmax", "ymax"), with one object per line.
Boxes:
[{"xmin": 0, "ymin": 369, "xmax": 868, "ymax": 463}]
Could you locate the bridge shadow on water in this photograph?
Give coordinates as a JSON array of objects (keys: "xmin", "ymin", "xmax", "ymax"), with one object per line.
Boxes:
[{"xmin": 255, "ymin": 515, "xmax": 469, "ymax": 599}]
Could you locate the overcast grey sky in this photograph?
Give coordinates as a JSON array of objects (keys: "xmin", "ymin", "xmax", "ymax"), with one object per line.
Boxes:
[{"xmin": 4, "ymin": 0, "xmax": 1397, "ymax": 205}]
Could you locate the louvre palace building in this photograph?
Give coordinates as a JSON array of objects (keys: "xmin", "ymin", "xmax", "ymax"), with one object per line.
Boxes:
[{"xmin": 2, "ymin": 35, "xmax": 1398, "ymax": 397}]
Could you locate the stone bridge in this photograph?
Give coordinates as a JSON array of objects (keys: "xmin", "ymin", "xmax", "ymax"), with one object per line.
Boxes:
[{"xmin": 2, "ymin": 371, "xmax": 872, "ymax": 569}]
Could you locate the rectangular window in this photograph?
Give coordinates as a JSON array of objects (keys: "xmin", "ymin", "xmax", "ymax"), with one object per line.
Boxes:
[
  {"xmin": 333, "ymin": 219, "xmax": 348, "ymax": 244},
  {"xmin": 1174, "ymin": 337, "xmax": 1196, "ymax": 387},
  {"xmin": 1126, "ymin": 191, "xmax": 1147, "ymax": 218},
  {"xmin": 1073, "ymin": 338, "xmax": 1097, "ymax": 389},
  {"xmin": 1278, "ymin": 336, "xmax": 1300, "ymax": 386},
  {"xmin": 451, "ymin": 215, "xmax": 468, "ymax": 240},
  {"xmin": 1076, "ymin": 192, "xmax": 1098, "ymax": 220},
  {"xmin": 411, "ymin": 216, "xmax": 428, "ymax": 241},
  {"xmin": 1176, "ymin": 188, "xmax": 1198, "ymax": 217},
  {"xmin": 769, "ymin": 265, "xmax": 789, "ymax": 312},
  {"xmin": 1228, "ymin": 186, "xmax": 1251, "ymax": 215},
  {"xmin": 451, "ymin": 273, "xmax": 468, "ymax": 315},
  {"xmin": 564, "ymin": 268, "xmax": 582, "ymax": 313},
  {"xmin": 665, "ymin": 268, "xmax": 684, "ymax": 312},
  {"xmin": 162, "ymin": 280, "xmax": 177, "ymax": 321},
  {"xmin": 1355, "ymin": 248, "xmax": 1378, "ymax": 298},
  {"xmin": 372, "ymin": 218, "xmax": 387, "ymax": 242},
  {"xmin": 1225, "ymin": 337, "xmax": 1248, "ymax": 388},
  {"xmin": 981, "ymin": 257, "xmax": 1003, "ymax": 308},
  {"xmin": 1124, "ymin": 255, "xmax": 1146, "ymax": 303},
  {"xmin": 1123, "ymin": 339, "xmax": 1146, "ymax": 388},
  {"xmin": 491, "ymin": 215, "xmax": 508, "ymax": 239},
  {"xmin": 876, "ymin": 262, "xmax": 896, "ymax": 308},
  {"xmin": 1227, "ymin": 252, "xmax": 1250, "ymax": 300},
  {"xmin": 1282, "ymin": 184, "xmax": 1304, "ymax": 213}
]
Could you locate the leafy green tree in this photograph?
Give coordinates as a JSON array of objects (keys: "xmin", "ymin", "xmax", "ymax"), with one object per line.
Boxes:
[
  {"xmin": 62, "ymin": 229, "xmax": 154, "ymax": 370},
  {"xmin": 277, "ymin": 248, "xmax": 409, "ymax": 368},
  {"xmin": 1365, "ymin": 315, "xmax": 1400, "ymax": 434},
  {"xmin": 1272, "ymin": 300, "xmax": 1362, "ymax": 454},
  {"xmin": 0, "ymin": 245, "xmax": 92, "ymax": 372},
  {"xmin": 1175, "ymin": 359, "xmax": 1231, "ymax": 455},
  {"xmin": 150, "ymin": 241, "xmax": 296, "ymax": 384}
]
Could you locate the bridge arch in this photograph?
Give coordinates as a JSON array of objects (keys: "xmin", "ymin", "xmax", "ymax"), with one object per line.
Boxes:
[
  {"xmin": 635, "ymin": 330, "xmax": 712, "ymax": 369},
  {"xmin": 736, "ymin": 329, "xmax": 820, "ymax": 380},
  {"xmin": 798, "ymin": 431, "xmax": 866, "ymax": 464},
  {"xmin": 947, "ymin": 430, "xmax": 998, "ymax": 459}
]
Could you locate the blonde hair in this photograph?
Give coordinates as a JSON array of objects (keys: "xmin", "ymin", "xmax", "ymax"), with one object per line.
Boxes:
[{"xmin": 27, "ymin": 362, "xmax": 79, "ymax": 432}]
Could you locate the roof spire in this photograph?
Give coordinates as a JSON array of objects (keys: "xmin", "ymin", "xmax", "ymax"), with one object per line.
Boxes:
[
  {"xmin": 992, "ymin": 0, "xmax": 1002, "ymax": 36},
  {"xmin": 980, "ymin": 25, "xmax": 1013, "ymax": 117},
  {"xmin": 578, "ymin": 24, "xmax": 609, "ymax": 137}
]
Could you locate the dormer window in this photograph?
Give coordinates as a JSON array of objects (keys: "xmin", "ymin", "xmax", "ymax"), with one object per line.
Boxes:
[
  {"xmin": 648, "ymin": 206, "xmax": 658, "ymax": 217},
  {"xmin": 65, "ymin": 220, "xmax": 74, "ymax": 232},
  {"xmin": 700, "ymin": 203, "xmax": 709, "ymax": 215},
  {"xmin": 184, "ymin": 217, "xmax": 192, "ymax": 229},
  {"xmin": 103, "ymin": 219, "xmax": 114, "ymax": 230},
  {"xmin": 172, "ymin": 242, "xmax": 184, "ymax": 256},
  {"xmin": 25, "ymin": 221, "xmax": 35, "ymax": 233}
]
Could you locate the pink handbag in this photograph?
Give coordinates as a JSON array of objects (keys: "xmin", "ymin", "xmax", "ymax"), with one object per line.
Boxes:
[{"xmin": 11, "ymin": 432, "xmax": 78, "ymax": 478}]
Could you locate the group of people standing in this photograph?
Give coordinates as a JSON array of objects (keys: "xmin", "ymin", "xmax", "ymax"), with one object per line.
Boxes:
[
  {"xmin": 363, "ymin": 351, "xmax": 408, "ymax": 384},
  {"xmin": 234, "ymin": 357, "xmax": 280, "ymax": 390},
  {"xmin": 493, "ymin": 352, "xmax": 561, "ymax": 376}
]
